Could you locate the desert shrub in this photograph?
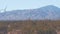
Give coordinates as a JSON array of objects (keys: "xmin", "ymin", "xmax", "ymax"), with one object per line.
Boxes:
[{"xmin": 37, "ymin": 29, "xmax": 57, "ymax": 34}]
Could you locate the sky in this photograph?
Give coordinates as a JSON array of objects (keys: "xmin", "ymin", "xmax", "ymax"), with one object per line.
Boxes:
[{"xmin": 0, "ymin": 0, "xmax": 60, "ymax": 11}]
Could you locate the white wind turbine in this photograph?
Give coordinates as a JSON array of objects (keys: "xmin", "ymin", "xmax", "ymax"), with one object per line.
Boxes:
[{"xmin": 0, "ymin": 0, "xmax": 7, "ymax": 13}]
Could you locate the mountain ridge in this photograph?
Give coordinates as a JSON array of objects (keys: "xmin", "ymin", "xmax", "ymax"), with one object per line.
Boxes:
[{"xmin": 0, "ymin": 5, "xmax": 60, "ymax": 21}]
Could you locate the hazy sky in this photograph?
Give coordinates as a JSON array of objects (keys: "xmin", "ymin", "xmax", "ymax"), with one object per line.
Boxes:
[{"xmin": 0, "ymin": 0, "xmax": 60, "ymax": 11}]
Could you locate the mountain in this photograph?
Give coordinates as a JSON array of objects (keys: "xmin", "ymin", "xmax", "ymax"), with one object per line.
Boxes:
[
  {"xmin": 0, "ymin": 5, "xmax": 60, "ymax": 21},
  {"xmin": 30, "ymin": 5, "xmax": 60, "ymax": 20}
]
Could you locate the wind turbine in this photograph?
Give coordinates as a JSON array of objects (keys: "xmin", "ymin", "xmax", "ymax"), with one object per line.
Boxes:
[
  {"xmin": 4, "ymin": 5, "xmax": 7, "ymax": 12},
  {"xmin": 0, "ymin": 0, "xmax": 7, "ymax": 13},
  {"xmin": 0, "ymin": 6, "xmax": 7, "ymax": 13}
]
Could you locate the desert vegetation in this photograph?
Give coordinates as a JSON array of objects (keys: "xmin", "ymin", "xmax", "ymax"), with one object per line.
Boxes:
[{"xmin": 0, "ymin": 20, "xmax": 60, "ymax": 34}]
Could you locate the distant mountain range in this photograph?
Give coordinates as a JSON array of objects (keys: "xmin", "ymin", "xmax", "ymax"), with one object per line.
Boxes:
[{"xmin": 0, "ymin": 5, "xmax": 60, "ymax": 21}]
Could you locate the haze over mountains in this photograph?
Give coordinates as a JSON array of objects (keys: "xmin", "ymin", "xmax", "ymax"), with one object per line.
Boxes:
[{"xmin": 0, "ymin": 5, "xmax": 60, "ymax": 21}]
